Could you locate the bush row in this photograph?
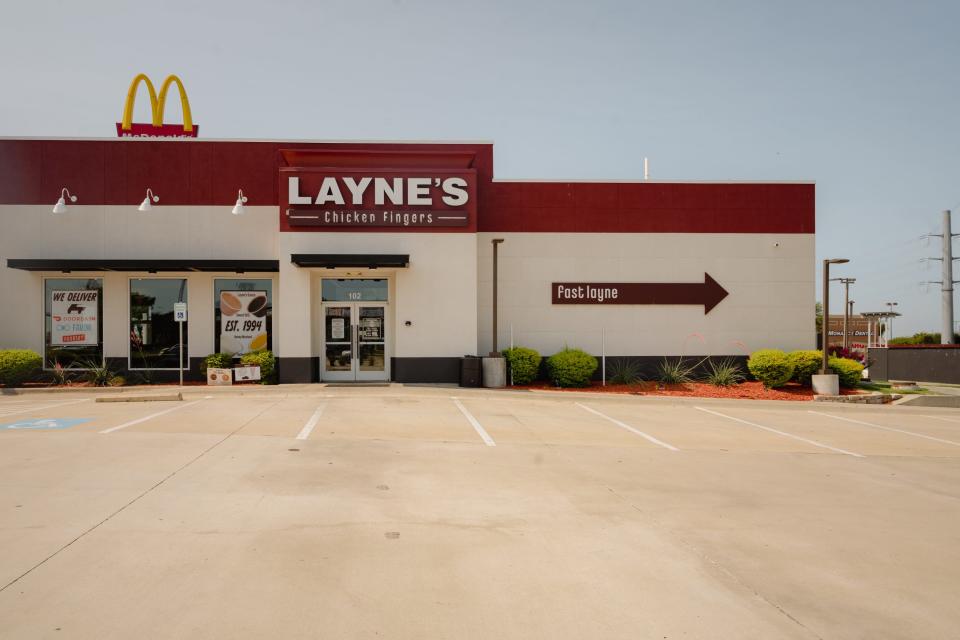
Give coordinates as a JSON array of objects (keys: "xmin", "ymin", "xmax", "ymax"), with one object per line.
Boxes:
[
  {"xmin": 747, "ymin": 349, "xmax": 863, "ymax": 388},
  {"xmin": 203, "ymin": 350, "xmax": 276, "ymax": 384},
  {"xmin": 0, "ymin": 348, "xmax": 277, "ymax": 387}
]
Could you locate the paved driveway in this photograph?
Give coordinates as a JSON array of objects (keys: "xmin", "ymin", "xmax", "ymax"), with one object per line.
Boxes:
[{"xmin": 1, "ymin": 386, "xmax": 959, "ymax": 639}]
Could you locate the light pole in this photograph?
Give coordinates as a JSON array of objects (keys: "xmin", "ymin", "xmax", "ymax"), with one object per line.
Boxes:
[
  {"xmin": 885, "ymin": 302, "xmax": 899, "ymax": 341},
  {"xmin": 830, "ymin": 277, "xmax": 856, "ymax": 350},
  {"xmin": 822, "ymin": 258, "xmax": 849, "ymax": 374}
]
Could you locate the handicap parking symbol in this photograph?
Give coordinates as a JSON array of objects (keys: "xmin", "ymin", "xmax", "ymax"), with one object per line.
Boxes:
[{"xmin": 0, "ymin": 418, "xmax": 90, "ymax": 431}]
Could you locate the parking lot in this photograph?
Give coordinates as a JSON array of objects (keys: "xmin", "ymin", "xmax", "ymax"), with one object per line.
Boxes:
[{"xmin": 1, "ymin": 385, "xmax": 959, "ymax": 639}]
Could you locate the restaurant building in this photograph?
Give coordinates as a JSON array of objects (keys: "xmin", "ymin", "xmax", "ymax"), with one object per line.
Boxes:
[{"xmin": 0, "ymin": 137, "xmax": 815, "ymax": 383}]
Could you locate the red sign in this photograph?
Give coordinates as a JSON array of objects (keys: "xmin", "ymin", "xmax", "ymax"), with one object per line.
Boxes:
[
  {"xmin": 552, "ymin": 274, "xmax": 729, "ymax": 314},
  {"xmin": 281, "ymin": 169, "xmax": 476, "ymax": 232},
  {"xmin": 115, "ymin": 123, "xmax": 199, "ymax": 138}
]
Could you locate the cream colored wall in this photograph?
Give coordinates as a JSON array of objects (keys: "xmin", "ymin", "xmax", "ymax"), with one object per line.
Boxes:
[
  {"xmin": 1, "ymin": 202, "xmax": 814, "ymax": 365},
  {"xmin": 278, "ymin": 233, "xmax": 478, "ymax": 360},
  {"xmin": 0, "ymin": 205, "xmax": 278, "ymax": 360},
  {"xmin": 476, "ymin": 233, "xmax": 815, "ymax": 357}
]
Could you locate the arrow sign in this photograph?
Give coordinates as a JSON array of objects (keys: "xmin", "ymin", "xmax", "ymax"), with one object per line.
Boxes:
[{"xmin": 552, "ymin": 273, "xmax": 729, "ymax": 314}]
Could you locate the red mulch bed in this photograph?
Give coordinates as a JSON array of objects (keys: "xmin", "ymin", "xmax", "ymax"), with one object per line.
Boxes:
[
  {"xmin": 6, "ymin": 381, "xmax": 216, "ymax": 389},
  {"xmin": 510, "ymin": 380, "xmax": 864, "ymax": 401}
]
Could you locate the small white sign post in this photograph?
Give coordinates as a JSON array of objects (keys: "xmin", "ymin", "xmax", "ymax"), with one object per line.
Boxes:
[{"xmin": 174, "ymin": 302, "xmax": 187, "ymax": 387}]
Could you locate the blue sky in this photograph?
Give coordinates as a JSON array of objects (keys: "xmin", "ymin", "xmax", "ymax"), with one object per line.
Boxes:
[{"xmin": 2, "ymin": 0, "xmax": 957, "ymax": 336}]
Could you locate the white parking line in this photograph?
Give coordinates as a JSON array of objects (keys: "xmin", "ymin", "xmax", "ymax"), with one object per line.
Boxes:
[
  {"xmin": 810, "ymin": 411, "xmax": 960, "ymax": 447},
  {"xmin": 576, "ymin": 403, "xmax": 679, "ymax": 451},
  {"xmin": 695, "ymin": 406, "xmax": 865, "ymax": 458},
  {"xmin": 452, "ymin": 398, "xmax": 496, "ymax": 446},
  {"xmin": 920, "ymin": 414, "xmax": 960, "ymax": 425},
  {"xmin": 0, "ymin": 398, "xmax": 90, "ymax": 419},
  {"xmin": 99, "ymin": 397, "xmax": 210, "ymax": 434},
  {"xmin": 296, "ymin": 404, "xmax": 326, "ymax": 440}
]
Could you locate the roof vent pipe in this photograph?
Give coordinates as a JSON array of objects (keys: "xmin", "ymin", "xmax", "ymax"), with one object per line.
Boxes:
[{"xmin": 643, "ymin": 157, "xmax": 650, "ymax": 181}]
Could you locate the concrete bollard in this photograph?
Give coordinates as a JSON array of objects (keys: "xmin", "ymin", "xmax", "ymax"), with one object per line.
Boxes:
[
  {"xmin": 482, "ymin": 357, "xmax": 507, "ymax": 388},
  {"xmin": 811, "ymin": 374, "xmax": 840, "ymax": 396}
]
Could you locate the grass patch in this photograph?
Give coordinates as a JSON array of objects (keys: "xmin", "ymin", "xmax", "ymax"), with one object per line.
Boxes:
[{"xmin": 858, "ymin": 381, "xmax": 931, "ymax": 395}]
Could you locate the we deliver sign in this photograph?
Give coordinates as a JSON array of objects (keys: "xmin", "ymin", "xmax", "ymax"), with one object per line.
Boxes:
[{"xmin": 51, "ymin": 290, "xmax": 99, "ymax": 345}]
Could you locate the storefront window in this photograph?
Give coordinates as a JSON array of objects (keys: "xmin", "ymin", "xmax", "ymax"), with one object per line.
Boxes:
[
  {"xmin": 214, "ymin": 279, "xmax": 273, "ymax": 355},
  {"xmin": 44, "ymin": 278, "xmax": 103, "ymax": 368},
  {"xmin": 321, "ymin": 278, "xmax": 388, "ymax": 302},
  {"xmin": 130, "ymin": 279, "xmax": 188, "ymax": 369}
]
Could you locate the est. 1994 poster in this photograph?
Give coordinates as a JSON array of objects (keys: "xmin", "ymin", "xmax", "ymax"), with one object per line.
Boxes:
[{"xmin": 220, "ymin": 291, "xmax": 268, "ymax": 354}]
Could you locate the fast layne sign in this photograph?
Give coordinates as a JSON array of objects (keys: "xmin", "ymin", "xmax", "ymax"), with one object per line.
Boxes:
[
  {"xmin": 51, "ymin": 290, "xmax": 98, "ymax": 345},
  {"xmin": 552, "ymin": 274, "xmax": 729, "ymax": 314}
]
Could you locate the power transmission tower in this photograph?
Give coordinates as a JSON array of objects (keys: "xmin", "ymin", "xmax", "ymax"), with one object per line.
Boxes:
[{"xmin": 923, "ymin": 210, "xmax": 959, "ymax": 344}]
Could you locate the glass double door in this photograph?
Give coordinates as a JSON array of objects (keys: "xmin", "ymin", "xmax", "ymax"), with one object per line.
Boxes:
[{"xmin": 322, "ymin": 303, "xmax": 387, "ymax": 381}]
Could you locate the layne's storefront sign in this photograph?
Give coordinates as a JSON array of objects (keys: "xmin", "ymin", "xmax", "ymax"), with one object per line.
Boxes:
[
  {"xmin": 51, "ymin": 290, "xmax": 99, "ymax": 345},
  {"xmin": 281, "ymin": 170, "xmax": 476, "ymax": 230}
]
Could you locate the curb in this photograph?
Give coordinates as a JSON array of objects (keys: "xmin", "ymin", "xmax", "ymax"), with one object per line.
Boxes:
[{"xmin": 95, "ymin": 393, "xmax": 183, "ymax": 403}]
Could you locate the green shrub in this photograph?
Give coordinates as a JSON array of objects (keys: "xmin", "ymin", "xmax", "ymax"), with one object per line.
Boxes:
[
  {"xmin": 48, "ymin": 360, "xmax": 73, "ymax": 386},
  {"xmin": 240, "ymin": 349, "xmax": 276, "ymax": 384},
  {"xmin": 657, "ymin": 357, "xmax": 698, "ymax": 384},
  {"xmin": 0, "ymin": 349, "xmax": 42, "ymax": 387},
  {"xmin": 703, "ymin": 358, "xmax": 745, "ymax": 387},
  {"xmin": 747, "ymin": 349, "xmax": 794, "ymax": 388},
  {"xmin": 608, "ymin": 359, "xmax": 642, "ymax": 384},
  {"xmin": 108, "ymin": 375, "xmax": 126, "ymax": 387},
  {"xmin": 829, "ymin": 356, "xmax": 864, "ymax": 388},
  {"xmin": 201, "ymin": 352, "xmax": 234, "ymax": 374},
  {"xmin": 788, "ymin": 350, "xmax": 822, "ymax": 385},
  {"xmin": 79, "ymin": 358, "xmax": 115, "ymax": 387},
  {"xmin": 546, "ymin": 348, "xmax": 598, "ymax": 388},
  {"xmin": 502, "ymin": 347, "xmax": 541, "ymax": 385}
]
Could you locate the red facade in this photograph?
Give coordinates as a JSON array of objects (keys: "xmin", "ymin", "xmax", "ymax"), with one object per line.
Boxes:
[{"xmin": 0, "ymin": 139, "xmax": 814, "ymax": 234}]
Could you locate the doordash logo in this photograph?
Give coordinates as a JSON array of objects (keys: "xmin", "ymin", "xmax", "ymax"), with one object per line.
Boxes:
[{"xmin": 115, "ymin": 74, "xmax": 199, "ymax": 138}]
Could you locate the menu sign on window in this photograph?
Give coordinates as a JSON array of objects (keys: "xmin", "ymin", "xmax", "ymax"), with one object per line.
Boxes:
[
  {"xmin": 51, "ymin": 290, "xmax": 98, "ymax": 345},
  {"xmin": 220, "ymin": 291, "xmax": 268, "ymax": 354}
]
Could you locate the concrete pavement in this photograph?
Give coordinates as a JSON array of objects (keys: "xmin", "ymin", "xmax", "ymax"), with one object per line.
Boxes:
[{"xmin": 1, "ymin": 386, "xmax": 959, "ymax": 639}]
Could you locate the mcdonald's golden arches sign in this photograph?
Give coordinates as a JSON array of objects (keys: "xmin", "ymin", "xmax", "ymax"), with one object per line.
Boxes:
[{"xmin": 115, "ymin": 74, "xmax": 198, "ymax": 138}]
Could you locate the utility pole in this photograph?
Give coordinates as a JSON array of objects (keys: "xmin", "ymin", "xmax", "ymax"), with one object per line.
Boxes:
[
  {"xmin": 942, "ymin": 210, "xmax": 956, "ymax": 344},
  {"xmin": 885, "ymin": 302, "xmax": 899, "ymax": 341},
  {"xmin": 923, "ymin": 210, "xmax": 959, "ymax": 344},
  {"xmin": 830, "ymin": 277, "xmax": 856, "ymax": 349},
  {"xmin": 833, "ymin": 278, "xmax": 856, "ymax": 350}
]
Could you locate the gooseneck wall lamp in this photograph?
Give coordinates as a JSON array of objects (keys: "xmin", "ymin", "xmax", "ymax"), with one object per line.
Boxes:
[
  {"xmin": 138, "ymin": 188, "xmax": 159, "ymax": 212},
  {"xmin": 232, "ymin": 189, "xmax": 248, "ymax": 215},
  {"xmin": 52, "ymin": 188, "xmax": 77, "ymax": 214}
]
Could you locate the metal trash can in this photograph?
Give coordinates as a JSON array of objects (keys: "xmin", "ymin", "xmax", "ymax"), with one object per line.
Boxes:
[{"xmin": 460, "ymin": 356, "xmax": 482, "ymax": 388}]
